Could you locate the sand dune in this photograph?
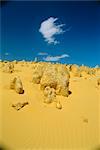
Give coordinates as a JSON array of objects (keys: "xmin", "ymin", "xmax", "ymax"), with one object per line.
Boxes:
[{"xmin": 0, "ymin": 61, "xmax": 100, "ymax": 150}]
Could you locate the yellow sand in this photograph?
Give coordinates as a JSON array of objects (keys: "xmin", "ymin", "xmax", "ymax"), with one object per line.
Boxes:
[{"xmin": 0, "ymin": 62, "xmax": 100, "ymax": 150}]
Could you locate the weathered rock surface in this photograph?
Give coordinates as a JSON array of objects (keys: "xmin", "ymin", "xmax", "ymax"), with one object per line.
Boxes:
[
  {"xmin": 43, "ymin": 86, "xmax": 56, "ymax": 103},
  {"xmin": 32, "ymin": 62, "xmax": 70, "ymax": 105},
  {"xmin": 70, "ymin": 64, "xmax": 80, "ymax": 77},
  {"xmin": 12, "ymin": 102, "xmax": 29, "ymax": 111},
  {"xmin": 56, "ymin": 101, "xmax": 62, "ymax": 109},
  {"xmin": 10, "ymin": 77, "xmax": 24, "ymax": 94},
  {"xmin": 3, "ymin": 62, "xmax": 14, "ymax": 73},
  {"xmin": 32, "ymin": 63, "xmax": 45, "ymax": 84}
]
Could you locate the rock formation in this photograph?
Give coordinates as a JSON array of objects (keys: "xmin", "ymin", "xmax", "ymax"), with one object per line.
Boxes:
[
  {"xmin": 12, "ymin": 102, "xmax": 29, "ymax": 111},
  {"xmin": 43, "ymin": 86, "xmax": 56, "ymax": 103},
  {"xmin": 56, "ymin": 101, "xmax": 62, "ymax": 109},
  {"xmin": 3, "ymin": 62, "xmax": 14, "ymax": 73},
  {"xmin": 10, "ymin": 76, "xmax": 24, "ymax": 94},
  {"xmin": 32, "ymin": 63, "xmax": 45, "ymax": 84},
  {"xmin": 32, "ymin": 62, "xmax": 70, "ymax": 105}
]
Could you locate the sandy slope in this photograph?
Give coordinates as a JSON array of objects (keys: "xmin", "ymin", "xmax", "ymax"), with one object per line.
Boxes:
[{"xmin": 0, "ymin": 62, "xmax": 100, "ymax": 150}]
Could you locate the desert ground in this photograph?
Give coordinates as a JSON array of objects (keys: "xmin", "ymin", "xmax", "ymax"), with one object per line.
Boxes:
[{"xmin": 0, "ymin": 61, "xmax": 100, "ymax": 150}]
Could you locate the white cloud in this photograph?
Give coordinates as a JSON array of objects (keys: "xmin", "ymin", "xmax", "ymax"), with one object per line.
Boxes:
[
  {"xmin": 39, "ymin": 17, "xmax": 65, "ymax": 45},
  {"xmin": 43, "ymin": 54, "xmax": 69, "ymax": 62},
  {"xmin": 38, "ymin": 52, "xmax": 48, "ymax": 56}
]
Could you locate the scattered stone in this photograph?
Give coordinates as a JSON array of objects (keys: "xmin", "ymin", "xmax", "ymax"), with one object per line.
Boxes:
[
  {"xmin": 56, "ymin": 101, "xmax": 62, "ymax": 109},
  {"xmin": 83, "ymin": 118, "xmax": 88, "ymax": 123},
  {"xmin": 12, "ymin": 102, "xmax": 29, "ymax": 111}
]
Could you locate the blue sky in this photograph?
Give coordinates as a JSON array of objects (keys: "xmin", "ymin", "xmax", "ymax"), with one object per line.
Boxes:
[{"xmin": 1, "ymin": 1, "xmax": 100, "ymax": 66}]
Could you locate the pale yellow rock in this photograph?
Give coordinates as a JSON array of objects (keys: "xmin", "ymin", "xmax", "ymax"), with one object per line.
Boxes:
[
  {"xmin": 3, "ymin": 62, "xmax": 14, "ymax": 73},
  {"xmin": 80, "ymin": 71, "xmax": 89, "ymax": 78},
  {"xmin": 15, "ymin": 82, "xmax": 24, "ymax": 94},
  {"xmin": 70, "ymin": 64, "xmax": 80, "ymax": 77},
  {"xmin": 10, "ymin": 76, "xmax": 24, "ymax": 94},
  {"xmin": 56, "ymin": 65, "xmax": 70, "ymax": 96},
  {"xmin": 32, "ymin": 63, "xmax": 44, "ymax": 84},
  {"xmin": 15, "ymin": 77, "xmax": 24, "ymax": 94},
  {"xmin": 0, "ymin": 62, "xmax": 5, "ymax": 68},
  {"xmin": 40, "ymin": 63, "xmax": 70, "ymax": 97},
  {"xmin": 40, "ymin": 66, "xmax": 57, "ymax": 90},
  {"xmin": 10, "ymin": 77, "xmax": 17, "ymax": 89},
  {"xmin": 43, "ymin": 86, "xmax": 56, "ymax": 103},
  {"xmin": 79, "ymin": 65, "xmax": 89, "ymax": 73},
  {"xmin": 12, "ymin": 102, "xmax": 29, "ymax": 111},
  {"xmin": 56, "ymin": 101, "xmax": 62, "ymax": 109}
]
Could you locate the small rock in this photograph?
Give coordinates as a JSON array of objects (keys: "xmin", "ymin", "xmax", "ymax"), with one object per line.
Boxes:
[
  {"xmin": 56, "ymin": 101, "xmax": 62, "ymax": 109},
  {"xmin": 83, "ymin": 118, "xmax": 88, "ymax": 123},
  {"xmin": 97, "ymin": 78, "xmax": 100, "ymax": 86},
  {"xmin": 12, "ymin": 102, "xmax": 29, "ymax": 111}
]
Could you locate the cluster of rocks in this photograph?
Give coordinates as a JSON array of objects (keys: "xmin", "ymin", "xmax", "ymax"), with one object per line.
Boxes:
[
  {"xmin": 32, "ymin": 63, "xmax": 70, "ymax": 108},
  {"xmin": 69, "ymin": 64, "xmax": 96, "ymax": 78},
  {"xmin": 1, "ymin": 61, "xmax": 100, "ymax": 110}
]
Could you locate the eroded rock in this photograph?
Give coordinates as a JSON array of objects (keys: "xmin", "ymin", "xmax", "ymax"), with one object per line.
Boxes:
[
  {"xmin": 70, "ymin": 64, "xmax": 80, "ymax": 77},
  {"xmin": 43, "ymin": 86, "xmax": 56, "ymax": 103},
  {"xmin": 56, "ymin": 101, "xmax": 62, "ymax": 109},
  {"xmin": 3, "ymin": 62, "xmax": 14, "ymax": 73},
  {"xmin": 32, "ymin": 63, "xmax": 44, "ymax": 84},
  {"xmin": 10, "ymin": 77, "xmax": 24, "ymax": 94},
  {"xmin": 32, "ymin": 62, "xmax": 71, "ymax": 105},
  {"xmin": 12, "ymin": 102, "xmax": 29, "ymax": 111}
]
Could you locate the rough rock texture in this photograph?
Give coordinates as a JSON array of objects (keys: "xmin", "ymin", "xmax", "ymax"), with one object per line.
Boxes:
[
  {"xmin": 56, "ymin": 65, "xmax": 70, "ymax": 97},
  {"xmin": 10, "ymin": 77, "xmax": 24, "ymax": 94},
  {"xmin": 10, "ymin": 77, "xmax": 17, "ymax": 89},
  {"xmin": 79, "ymin": 66, "xmax": 96, "ymax": 77},
  {"xmin": 3, "ymin": 62, "xmax": 14, "ymax": 73},
  {"xmin": 12, "ymin": 102, "xmax": 29, "ymax": 111},
  {"xmin": 43, "ymin": 86, "xmax": 56, "ymax": 103},
  {"xmin": 56, "ymin": 101, "xmax": 62, "ymax": 109},
  {"xmin": 95, "ymin": 68, "xmax": 100, "ymax": 76},
  {"xmin": 32, "ymin": 63, "xmax": 70, "ymax": 101},
  {"xmin": 79, "ymin": 66, "xmax": 89, "ymax": 73},
  {"xmin": 32, "ymin": 63, "xmax": 45, "ymax": 84},
  {"xmin": 40, "ymin": 64, "xmax": 57, "ymax": 90},
  {"xmin": 70, "ymin": 64, "xmax": 80, "ymax": 77}
]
